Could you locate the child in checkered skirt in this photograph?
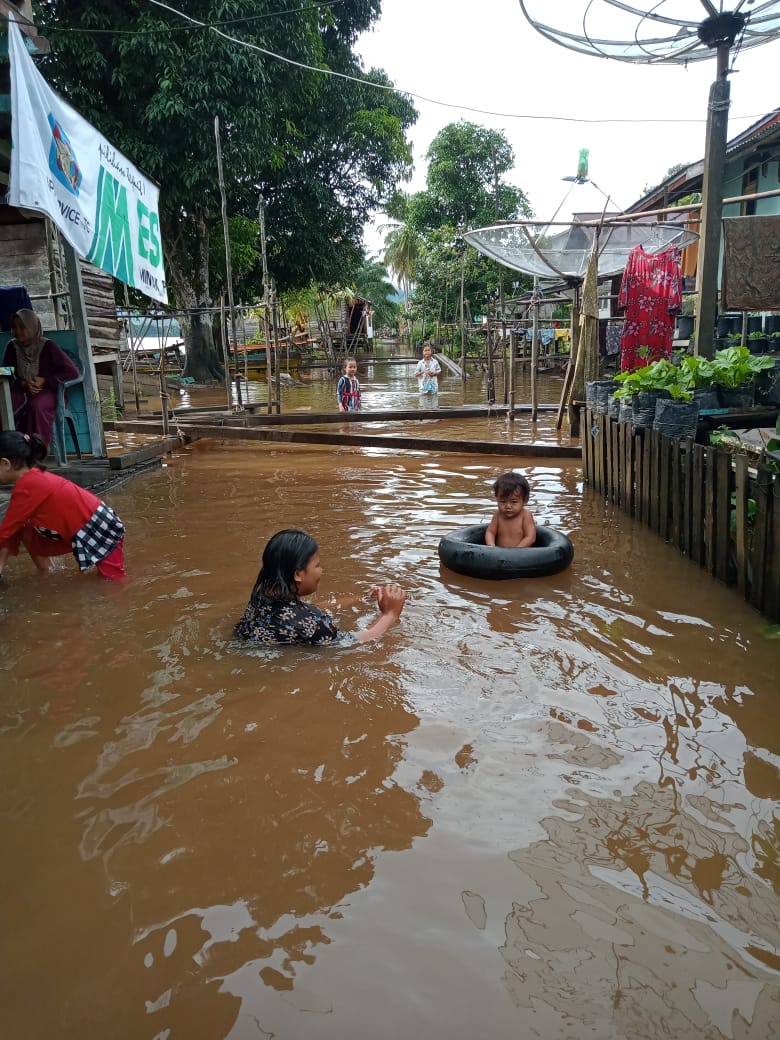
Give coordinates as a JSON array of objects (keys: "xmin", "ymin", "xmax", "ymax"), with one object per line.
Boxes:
[{"xmin": 0, "ymin": 431, "xmax": 126, "ymax": 581}]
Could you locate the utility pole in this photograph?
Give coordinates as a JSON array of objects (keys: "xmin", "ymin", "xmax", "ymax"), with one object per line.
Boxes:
[{"xmin": 694, "ymin": 44, "xmax": 731, "ymax": 359}]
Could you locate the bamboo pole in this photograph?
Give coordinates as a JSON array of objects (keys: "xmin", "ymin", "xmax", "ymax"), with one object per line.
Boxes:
[
  {"xmin": 531, "ymin": 277, "xmax": 539, "ymax": 423},
  {"xmin": 257, "ymin": 194, "xmax": 274, "ymax": 414},
  {"xmin": 219, "ymin": 294, "xmax": 232, "ymax": 411},
  {"xmin": 214, "ymin": 116, "xmax": 242, "ymax": 408}
]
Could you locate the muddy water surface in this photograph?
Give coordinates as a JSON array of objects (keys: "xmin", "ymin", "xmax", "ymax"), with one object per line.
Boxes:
[{"xmin": 2, "ymin": 374, "xmax": 779, "ymax": 1039}]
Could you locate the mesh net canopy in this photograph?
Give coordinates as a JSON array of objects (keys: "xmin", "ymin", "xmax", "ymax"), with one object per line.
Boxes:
[
  {"xmin": 517, "ymin": 1, "xmax": 780, "ymax": 64},
  {"xmin": 463, "ymin": 221, "xmax": 699, "ymax": 280}
]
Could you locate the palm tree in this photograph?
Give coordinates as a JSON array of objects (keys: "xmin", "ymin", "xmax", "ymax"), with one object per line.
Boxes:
[{"xmin": 354, "ymin": 259, "xmax": 400, "ymax": 332}]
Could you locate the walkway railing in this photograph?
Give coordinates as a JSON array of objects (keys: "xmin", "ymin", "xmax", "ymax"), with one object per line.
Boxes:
[{"xmin": 583, "ymin": 409, "xmax": 780, "ymax": 622}]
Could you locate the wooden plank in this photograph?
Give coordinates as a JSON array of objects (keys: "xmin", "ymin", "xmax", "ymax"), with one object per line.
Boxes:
[
  {"xmin": 108, "ymin": 434, "xmax": 192, "ymax": 470},
  {"xmin": 704, "ymin": 446, "xmax": 716, "ymax": 576},
  {"xmin": 641, "ymin": 429, "xmax": 651, "ymax": 525},
  {"xmin": 692, "ymin": 443, "xmax": 705, "ymax": 566},
  {"xmin": 616, "ymin": 419, "xmax": 625, "ymax": 510},
  {"xmin": 605, "ymin": 416, "xmax": 614, "ymax": 502},
  {"xmin": 583, "ymin": 407, "xmax": 592, "ymax": 485},
  {"xmin": 768, "ymin": 475, "xmax": 780, "ymax": 622},
  {"xmin": 104, "ymin": 421, "xmax": 584, "ymax": 458},
  {"xmin": 682, "ymin": 438, "xmax": 694, "ymax": 557},
  {"xmin": 750, "ymin": 463, "xmax": 771, "ymax": 612},
  {"xmin": 670, "ymin": 438, "xmax": 681, "ymax": 548},
  {"xmin": 715, "ymin": 450, "xmax": 732, "ymax": 584},
  {"xmin": 733, "ymin": 454, "xmax": 749, "ymax": 595},
  {"xmin": 611, "ymin": 420, "xmax": 621, "ymax": 507},
  {"xmin": 659, "ymin": 434, "xmax": 671, "ymax": 541},
  {"xmin": 625, "ymin": 422, "xmax": 635, "ymax": 517},
  {"xmin": 649, "ymin": 429, "xmax": 661, "ymax": 535}
]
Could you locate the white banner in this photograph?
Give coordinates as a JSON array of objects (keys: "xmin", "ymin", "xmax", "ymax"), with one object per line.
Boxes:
[{"xmin": 8, "ymin": 18, "xmax": 168, "ymax": 304}]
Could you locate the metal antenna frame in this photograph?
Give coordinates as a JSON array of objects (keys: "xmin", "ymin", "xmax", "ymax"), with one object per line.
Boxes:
[{"xmin": 518, "ymin": 0, "xmax": 780, "ymax": 356}]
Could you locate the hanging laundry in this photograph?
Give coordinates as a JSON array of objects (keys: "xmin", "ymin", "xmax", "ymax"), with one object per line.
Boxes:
[
  {"xmin": 606, "ymin": 322, "xmax": 623, "ymax": 356},
  {"xmin": 618, "ymin": 245, "xmax": 682, "ymax": 371},
  {"xmin": 722, "ymin": 215, "xmax": 780, "ymax": 311},
  {"xmin": 0, "ymin": 286, "xmax": 33, "ymax": 331}
]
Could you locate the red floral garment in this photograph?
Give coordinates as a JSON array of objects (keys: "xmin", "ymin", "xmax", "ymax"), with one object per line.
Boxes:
[{"xmin": 618, "ymin": 245, "xmax": 682, "ymax": 372}]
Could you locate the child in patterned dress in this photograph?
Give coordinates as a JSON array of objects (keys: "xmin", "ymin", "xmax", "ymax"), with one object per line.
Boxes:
[{"xmin": 234, "ymin": 529, "xmax": 406, "ymax": 645}]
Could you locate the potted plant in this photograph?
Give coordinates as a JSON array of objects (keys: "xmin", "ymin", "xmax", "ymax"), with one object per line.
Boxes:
[
  {"xmin": 707, "ymin": 346, "xmax": 775, "ymax": 408},
  {"xmin": 614, "ymin": 358, "xmax": 679, "ymax": 429},
  {"xmin": 676, "ymin": 297, "xmax": 695, "ymax": 340},
  {"xmin": 677, "ymin": 354, "xmax": 719, "ymax": 411},
  {"xmin": 747, "ymin": 330, "xmax": 768, "ymax": 354}
]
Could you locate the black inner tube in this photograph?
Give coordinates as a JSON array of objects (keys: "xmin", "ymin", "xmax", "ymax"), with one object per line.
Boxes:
[{"xmin": 438, "ymin": 523, "xmax": 574, "ymax": 580}]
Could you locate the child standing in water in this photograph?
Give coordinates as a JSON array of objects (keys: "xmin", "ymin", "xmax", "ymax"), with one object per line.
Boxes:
[
  {"xmin": 337, "ymin": 357, "xmax": 362, "ymax": 413},
  {"xmin": 415, "ymin": 342, "xmax": 442, "ymax": 397},
  {"xmin": 0, "ymin": 431, "xmax": 126, "ymax": 581},
  {"xmin": 485, "ymin": 471, "xmax": 536, "ymax": 548},
  {"xmin": 234, "ymin": 529, "xmax": 406, "ymax": 645}
]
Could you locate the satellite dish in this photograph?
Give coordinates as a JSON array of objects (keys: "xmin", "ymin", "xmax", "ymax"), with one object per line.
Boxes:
[
  {"xmin": 517, "ymin": 1, "xmax": 780, "ymax": 65},
  {"xmin": 517, "ymin": 1, "xmax": 780, "ymax": 357}
]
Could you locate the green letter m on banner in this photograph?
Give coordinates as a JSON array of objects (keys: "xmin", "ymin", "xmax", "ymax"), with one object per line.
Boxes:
[{"xmin": 86, "ymin": 168, "xmax": 133, "ymax": 284}]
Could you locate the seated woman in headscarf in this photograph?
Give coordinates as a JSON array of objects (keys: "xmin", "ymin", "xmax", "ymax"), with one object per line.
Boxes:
[{"xmin": 2, "ymin": 308, "xmax": 79, "ymax": 447}]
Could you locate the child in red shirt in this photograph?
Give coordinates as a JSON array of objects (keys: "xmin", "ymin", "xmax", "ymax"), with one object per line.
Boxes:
[{"xmin": 0, "ymin": 431, "xmax": 126, "ymax": 581}]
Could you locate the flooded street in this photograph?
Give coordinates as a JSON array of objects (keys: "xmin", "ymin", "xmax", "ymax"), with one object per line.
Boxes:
[{"xmin": 1, "ymin": 364, "xmax": 779, "ymax": 1039}]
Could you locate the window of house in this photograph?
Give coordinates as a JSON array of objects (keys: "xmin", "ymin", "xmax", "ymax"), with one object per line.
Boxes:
[{"xmin": 741, "ymin": 166, "xmax": 759, "ymax": 215}]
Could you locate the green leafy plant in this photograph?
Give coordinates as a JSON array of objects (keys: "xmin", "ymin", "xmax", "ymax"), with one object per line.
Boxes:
[
  {"xmin": 614, "ymin": 358, "xmax": 692, "ymax": 400},
  {"xmin": 748, "ymin": 330, "xmax": 766, "ymax": 340},
  {"xmin": 678, "ymin": 354, "xmax": 715, "ymax": 392},
  {"xmin": 706, "ymin": 346, "xmax": 775, "ymax": 389}
]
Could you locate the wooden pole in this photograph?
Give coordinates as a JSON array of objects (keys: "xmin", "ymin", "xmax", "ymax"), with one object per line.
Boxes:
[
  {"xmin": 61, "ymin": 241, "xmax": 105, "ymax": 456},
  {"xmin": 459, "ymin": 247, "xmax": 466, "ymax": 381},
  {"xmin": 219, "ymin": 294, "xmax": 232, "ymax": 411},
  {"xmin": 214, "ymin": 116, "xmax": 242, "ymax": 407},
  {"xmin": 257, "ymin": 194, "xmax": 274, "ymax": 414},
  {"xmin": 694, "ymin": 50, "xmax": 731, "ymax": 359},
  {"xmin": 122, "ymin": 283, "xmax": 141, "ymax": 414},
  {"xmin": 531, "ymin": 277, "xmax": 539, "ymax": 423}
]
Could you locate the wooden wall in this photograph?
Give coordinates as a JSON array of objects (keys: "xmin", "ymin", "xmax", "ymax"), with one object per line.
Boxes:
[{"xmin": 0, "ymin": 214, "xmax": 122, "ymax": 352}]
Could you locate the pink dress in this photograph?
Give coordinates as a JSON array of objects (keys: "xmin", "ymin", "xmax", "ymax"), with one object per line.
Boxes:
[{"xmin": 618, "ymin": 246, "xmax": 682, "ymax": 372}]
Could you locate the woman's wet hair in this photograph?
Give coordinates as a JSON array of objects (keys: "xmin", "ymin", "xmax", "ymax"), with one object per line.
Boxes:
[
  {"xmin": 493, "ymin": 471, "xmax": 530, "ymax": 501},
  {"xmin": 250, "ymin": 528, "xmax": 318, "ymax": 601},
  {"xmin": 0, "ymin": 430, "xmax": 48, "ymax": 469}
]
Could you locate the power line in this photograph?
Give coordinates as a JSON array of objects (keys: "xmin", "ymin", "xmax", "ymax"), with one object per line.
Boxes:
[
  {"xmin": 143, "ymin": 0, "xmax": 769, "ymax": 125},
  {"xmin": 9, "ymin": 3, "xmax": 769, "ymax": 127},
  {"xmin": 38, "ymin": 0, "xmax": 346, "ymax": 36}
]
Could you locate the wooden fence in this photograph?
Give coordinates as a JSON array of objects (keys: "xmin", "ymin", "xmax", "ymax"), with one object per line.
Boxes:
[{"xmin": 582, "ymin": 408, "xmax": 780, "ymax": 622}]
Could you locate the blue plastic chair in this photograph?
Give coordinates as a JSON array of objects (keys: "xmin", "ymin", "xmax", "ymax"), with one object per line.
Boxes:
[{"xmin": 51, "ymin": 363, "xmax": 83, "ymax": 466}]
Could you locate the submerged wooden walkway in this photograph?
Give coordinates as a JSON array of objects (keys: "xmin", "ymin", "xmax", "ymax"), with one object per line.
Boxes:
[{"xmin": 106, "ymin": 404, "xmax": 582, "ymax": 460}]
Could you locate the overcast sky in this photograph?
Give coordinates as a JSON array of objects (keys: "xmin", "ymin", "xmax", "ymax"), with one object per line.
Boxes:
[{"xmin": 356, "ymin": 0, "xmax": 780, "ymax": 256}]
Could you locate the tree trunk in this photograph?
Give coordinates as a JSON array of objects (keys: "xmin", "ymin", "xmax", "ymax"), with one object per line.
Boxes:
[{"xmin": 164, "ymin": 211, "xmax": 223, "ymax": 382}]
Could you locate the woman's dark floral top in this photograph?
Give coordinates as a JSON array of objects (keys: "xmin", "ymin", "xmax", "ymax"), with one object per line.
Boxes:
[{"xmin": 234, "ymin": 595, "xmax": 351, "ymax": 645}]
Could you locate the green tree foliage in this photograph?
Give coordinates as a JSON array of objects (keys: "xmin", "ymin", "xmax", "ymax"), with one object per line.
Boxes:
[
  {"xmin": 209, "ymin": 216, "xmax": 261, "ymax": 303},
  {"xmin": 410, "ymin": 122, "xmax": 531, "ymax": 231},
  {"xmin": 353, "ymin": 258, "xmax": 399, "ymax": 330},
  {"xmin": 383, "ymin": 123, "xmax": 532, "ymax": 332},
  {"xmin": 34, "ymin": 1, "xmax": 416, "ymax": 380}
]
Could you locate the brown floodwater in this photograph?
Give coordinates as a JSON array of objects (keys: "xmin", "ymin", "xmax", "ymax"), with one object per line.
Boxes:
[{"xmin": 2, "ymin": 365, "xmax": 779, "ymax": 1039}]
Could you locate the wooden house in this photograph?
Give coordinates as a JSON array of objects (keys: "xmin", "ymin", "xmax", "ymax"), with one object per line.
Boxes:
[
  {"xmin": 624, "ymin": 107, "xmax": 780, "ymax": 289},
  {"xmin": 0, "ymin": 3, "xmax": 125, "ymax": 456}
]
